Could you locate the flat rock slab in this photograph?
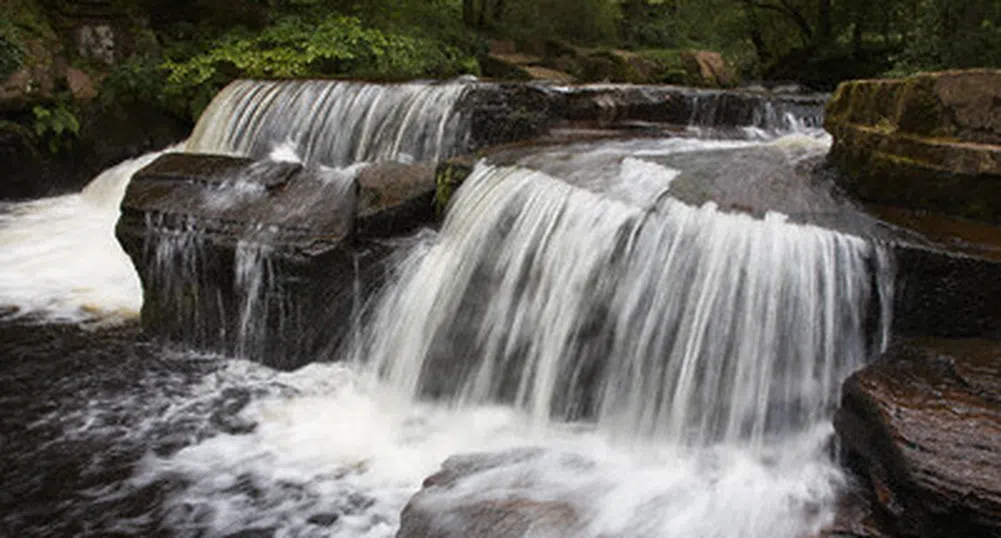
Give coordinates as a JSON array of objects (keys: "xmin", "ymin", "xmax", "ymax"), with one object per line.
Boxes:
[
  {"xmin": 122, "ymin": 153, "xmax": 355, "ymax": 250},
  {"xmin": 835, "ymin": 338, "xmax": 1001, "ymax": 537}
]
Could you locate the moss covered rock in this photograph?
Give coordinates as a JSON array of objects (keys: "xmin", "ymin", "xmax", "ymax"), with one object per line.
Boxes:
[{"xmin": 826, "ymin": 70, "xmax": 1001, "ymax": 224}]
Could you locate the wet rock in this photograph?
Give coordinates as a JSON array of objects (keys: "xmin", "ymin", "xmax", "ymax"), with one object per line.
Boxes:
[
  {"xmin": 834, "ymin": 338, "xmax": 1001, "ymax": 537},
  {"xmin": 891, "ymin": 242, "xmax": 1001, "ymax": 340},
  {"xmin": 117, "ymin": 153, "xmax": 397, "ymax": 368},
  {"xmin": 459, "ymin": 83, "xmax": 556, "ymax": 152},
  {"xmin": 433, "ymin": 155, "xmax": 477, "ymax": 217},
  {"xmin": 397, "ymin": 450, "xmax": 582, "ymax": 538},
  {"xmin": 356, "ymin": 162, "xmax": 437, "ymax": 238},
  {"xmin": 826, "ymin": 70, "xmax": 1001, "ymax": 224},
  {"xmin": 556, "ymin": 85, "xmax": 826, "ymax": 130},
  {"xmin": 307, "ymin": 513, "xmax": 340, "ymax": 526}
]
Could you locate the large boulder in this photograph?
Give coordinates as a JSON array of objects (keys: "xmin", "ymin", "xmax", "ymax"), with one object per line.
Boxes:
[
  {"xmin": 117, "ymin": 153, "xmax": 437, "ymax": 368},
  {"xmin": 825, "ymin": 70, "xmax": 1001, "ymax": 224},
  {"xmin": 835, "ymin": 338, "xmax": 1001, "ymax": 537}
]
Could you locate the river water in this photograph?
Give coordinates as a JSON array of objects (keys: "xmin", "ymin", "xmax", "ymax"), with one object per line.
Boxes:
[{"xmin": 1, "ymin": 81, "xmax": 886, "ymax": 538}]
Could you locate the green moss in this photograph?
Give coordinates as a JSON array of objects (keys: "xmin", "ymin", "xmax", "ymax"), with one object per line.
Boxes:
[
  {"xmin": 434, "ymin": 159, "xmax": 474, "ymax": 218},
  {"xmin": 895, "ymin": 74, "xmax": 950, "ymax": 137},
  {"xmin": 635, "ymin": 49, "xmax": 691, "ymax": 84}
]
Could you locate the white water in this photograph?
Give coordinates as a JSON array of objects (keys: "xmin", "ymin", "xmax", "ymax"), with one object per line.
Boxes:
[
  {"xmin": 0, "ymin": 151, "xmax": 168, "ymax": 323},
  {"xmin": 187, "ymin": 79, "xmax": 471, "ymax": 167},
  {"xmin": 113, "ymin": 358, "xmax": 842, "ymax": 538},
  {"xmin": 2, "ymin": 123, "xmax": 873, "ymax": 537}
]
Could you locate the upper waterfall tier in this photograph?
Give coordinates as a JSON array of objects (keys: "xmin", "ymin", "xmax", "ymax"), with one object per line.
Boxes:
[
  {"xmin": 186, "ymin": 79, "xmax": 473, "ymax": 167},
  {"xmin": 184, "ymin": 80, "xmax": 829, "ymax": 170}
]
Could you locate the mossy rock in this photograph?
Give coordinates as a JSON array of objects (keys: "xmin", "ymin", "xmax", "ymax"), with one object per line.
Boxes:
[{"xmin": 434, "ymin": 156, "xmax": 476, "ymax": 219}]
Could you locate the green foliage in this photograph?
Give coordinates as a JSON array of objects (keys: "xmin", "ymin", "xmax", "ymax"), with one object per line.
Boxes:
[
  {"xmin": 634, "ymin": 50, "xmax": 690, "ymax": 84},
  {"xmin": 497, "ymin": 0, "xmax": 622, "ymax": 46},
  {"xmin": 889, "ymin": 0, "xmax": 1001, "ymax": 74},
  {"xmin": 0, "ymin": 15, "xmax": 25, "ymax": 79},
  {"xmin": 161, "ymin": 14, "xmax": 478, "ymax": 120},
  {"xmin": 31, "ymin": 100, "xmax": 80, "ymax": 153}
]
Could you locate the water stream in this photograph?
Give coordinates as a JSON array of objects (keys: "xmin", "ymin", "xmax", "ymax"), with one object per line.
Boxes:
[{"xmin": 0, "ymin": 82, "xmax": 888, "ymax": 538}]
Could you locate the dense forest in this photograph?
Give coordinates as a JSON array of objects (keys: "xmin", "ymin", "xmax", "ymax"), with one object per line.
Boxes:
[{"xmin": 2, "ymin": 0, "xmax": 1001, "ymax": 135}]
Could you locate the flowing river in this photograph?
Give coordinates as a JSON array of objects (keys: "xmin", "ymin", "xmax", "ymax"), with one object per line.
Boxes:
[{"xmin": 0, "ymin": 81, "xmax": 889, "ymax": 538}]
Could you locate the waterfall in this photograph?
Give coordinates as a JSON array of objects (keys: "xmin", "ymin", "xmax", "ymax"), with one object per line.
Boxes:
[
  {"xmin": 359, "ymin": 159, "xmax": 885, "ymax": 448},
  {"xmin": 687, "ymin": 91, "xmax": 825, "ymax": 134},
  {"xmin": 186, "ymin": 79, "xmax": 472, "ymax": 167}
]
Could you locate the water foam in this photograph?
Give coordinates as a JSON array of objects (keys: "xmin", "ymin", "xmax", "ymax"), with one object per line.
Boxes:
[{"xmin": 0, "ymin": 151, "xmax": 167, "ymax": 323}]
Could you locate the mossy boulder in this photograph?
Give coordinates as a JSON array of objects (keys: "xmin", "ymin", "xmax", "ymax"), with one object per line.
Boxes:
[{"xmin": 826, "ymin": 70, "xmax": 1001, "ymax": 224}]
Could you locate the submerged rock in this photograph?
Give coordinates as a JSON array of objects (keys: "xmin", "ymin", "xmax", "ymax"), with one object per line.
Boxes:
[
  {"xmin": 835, "ymin": 338, "xmax": 1001, "ymax": 537},
  {"xmin": 397, "ymin": 450, "xmax": 582, "ymax": 538}
]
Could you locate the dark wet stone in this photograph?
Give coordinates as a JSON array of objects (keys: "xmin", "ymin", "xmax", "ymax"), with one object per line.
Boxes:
[
  {"xmin": 809, "ymin": 487, "xmax": 896, "ymax": 538},
  {"xmin": 307, "ymin": 513, "xmax": 340, "ymax": 526},
  {"xmin": 891, "ymin": 243, "xmax": 1001, "ymax": 340},
  {"xmin": 835, "ymin": 338, "xmax": 1001, "ymax": 538},
  {"xmin": 459, "ymin": 84, "xmax": 557, "ymax": 153},
  {"xmin": 356, "ymin": 162, "xmax": 437, "ymax": 238},
  {"xmin": 116, "ymin": 153, "xmax": 398, "ymax": 368}
]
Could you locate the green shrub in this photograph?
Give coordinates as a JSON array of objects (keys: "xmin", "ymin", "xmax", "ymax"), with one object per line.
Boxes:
[
  {"xmin": 32, "ymin": 99, "xmax": 80, "ymax": 153},
  {"xmin": 161, "ymin": 15, "xmax": 479, "ymax": 120},
  {"xmin": 0, "ymin": 15, "xmax": 25, "ymax": 79}
]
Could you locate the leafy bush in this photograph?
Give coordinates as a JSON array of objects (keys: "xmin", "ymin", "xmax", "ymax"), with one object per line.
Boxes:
[
  {"xmin": 0, "ymin": 15, "xmax": 25, "ymax": 79},
  {"xmin": 161, "ymin": 15, "xmax": 479, "ymax": 120},
  {"xmin": 32, "ymin": 100, "xmax": 80, "ymax": 153}
]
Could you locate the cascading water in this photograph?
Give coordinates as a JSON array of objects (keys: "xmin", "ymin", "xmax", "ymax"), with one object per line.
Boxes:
[
  {"xmin": 1, "ymin": 81, "xmax": 889, "ymax": 538},
  {"xmin": 360, "ymin": 160, "xmax": 884, "ymax": 450},
  {"xmin": 186, "ymin": 79, "xmax": 472, "ymax": 166},
  {"xmin": 686, "ymin": 91, "xmax": 825, "ymax": 134}
]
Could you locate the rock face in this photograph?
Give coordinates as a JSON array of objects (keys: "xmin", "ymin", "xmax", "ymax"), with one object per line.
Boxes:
[
  {"xmin": 117, "ymin": 153, "xmax": 436, "ymax": 368},
  {"xmin": 835, "ymin": 338, "xmax": 1001, "ymax": 538},
  {"xmin": 680, "ymin": 50, "xmax": 737, "ymax": 88},
  {"xmin": 825, "ymin": 70, "xmax": 1001, "ymax": 224},
  {"xmin": 891, "ymin": 243, "xmax": 1001, "ymax": 340}
]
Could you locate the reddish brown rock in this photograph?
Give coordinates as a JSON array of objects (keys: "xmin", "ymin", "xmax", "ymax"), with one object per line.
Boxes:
[
  {"xmin": 834, "ymin": 338, "xmax": 1001, "ymax": 537},
  {"xmin": 65, "ymin": 66, "xmax": 97, "ymax": 102},
  {"xmin": 680, "ymin": 50, "xmax": 737, "ymax": 88},
  {"xmin": 356, "ymin": 162, "xmax": 437, "ymax": 237}
]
